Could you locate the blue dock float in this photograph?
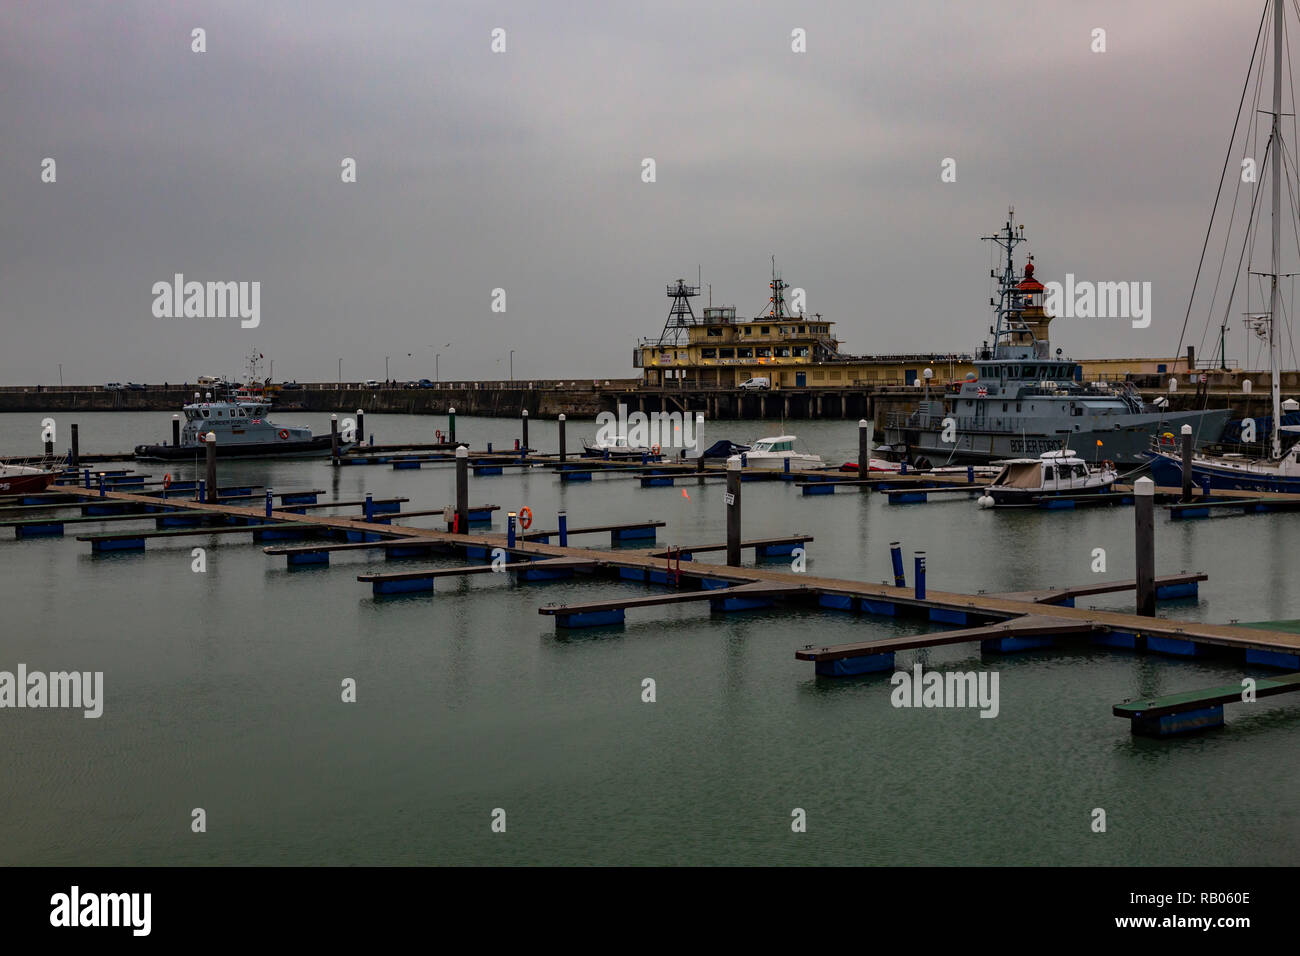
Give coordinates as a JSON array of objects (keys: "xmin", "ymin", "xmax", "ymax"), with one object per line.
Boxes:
[
  {"xmin": 16, "ymin": 522, "xmax": 64, "ymax": 538},
  {"xmin": 755, "ymin": 541, "xmax": 799, "ymax": 557},
  {"xmin": 556, "ymin": 608, "xmax": 625, "ymax": 628},
  {"xmin": 91, "ymin": 537, "xmax": 146, "ymax": 552},
  {"xmin": 344, "ymin": 530, "xmax": 387, "ymax": 543},
  {"xmin": 1146, "ymin": 635, "xmax": 1212, "ymax": 658},
  {"xmin": 287, "ymin": 550, "xmax": 330, "ymax": 566},
  {"xmin": 473, "ymin": 465, "xmax": 504, "ymax": 476},
  {"xmin": 981, "ymin": 633, "xmax": 1055, "ymax": 653},
  {"xmin": 560, "ymin": 470, "xmax": 592, "ymax": 482},
  {"xmin": 815, "ymin": 653, "xmax": 895, "ymax": 677},
  {"xmin": 640, "ymin": 476, "xmax": 674, "ymax": 487},
  {"xmin": 252, "ymin": 526, "xmax": 317, "ymax": 542},
  {"xmin": 393, "ymin": 460, "xmax": 421, "ymax": 470},
  {"xmin": 1246, "ymin": 648, "xmax": 1300, "ymax": 668},
  {"xmin": 156, "ymin": 514, "xmax": 206, "ymax": 528},
  {"xmin": 801, "ymin": 483, "xmax": 836, "ymax": 495},
  {"xmin": 610, "ymin": 525, "xmax": 657, "ymax": 543},
  {"xmin": 818, "ymin": 594, "xmax": 855, "ymax": 611},
  {"xmin": 372, "ymin": 577, "xmax": 433, "ymax": 595},
  {"xmin": 889, "ymin": 491, "xmax": 929, "ymax": 504},
  {"xmin": 281, "ymin": 492, "xmax": 319, "ymax": 505},
  {"xmin": 387, "ymin": 544, "xmax": 436, "ymax": 559},
  {"xmin": 1155, "ymin": 580, "xmax": 1199, "ymax": 600}
]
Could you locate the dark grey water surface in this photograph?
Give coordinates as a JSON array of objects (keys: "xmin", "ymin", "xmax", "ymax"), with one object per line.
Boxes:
[{"xmin": 1, "ymin": 412, "xmax": 1297, "ymax": 865}]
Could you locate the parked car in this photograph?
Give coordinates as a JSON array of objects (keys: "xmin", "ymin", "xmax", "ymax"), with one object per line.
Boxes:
[
  {"xmin": 738, "ymin": 377, "xmax": 771, "ymax": 390},
  {"xmin": 104, "ymin": 382, "xmax": 124, "ymax": 390},
  {"xmin": 280, "ymin": 381, "xmax": 303, "ymax": 390},
  {"xmin": 364, "ymin": 380, "xmax": 381, "ymax": 388},
  {"xmin": 417, "ymin": 379, "xmax": 435, "ymax": 388},
  {"xmin": 126, "ymin": 382, "xmax": 147, "ymax": 391}
]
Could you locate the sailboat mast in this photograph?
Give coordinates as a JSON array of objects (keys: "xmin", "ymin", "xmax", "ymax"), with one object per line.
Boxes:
[{"xmin": 1271, "ymin": 0, "xmax": 1284, "ymax": 459}]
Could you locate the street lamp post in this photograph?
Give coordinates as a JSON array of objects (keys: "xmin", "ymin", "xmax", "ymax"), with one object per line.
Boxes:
[
  {"xmin": 509, "ymin": 350, "xmax": 515, "ymax": 382},
  {"xmin": 436, "ymin": 354, "xmax": 440, "ymax": 382},
  {"xmin": 338, "ymin": 358, "xmax": 342, "ymax": 387},
  {"xmin": 58, "ymin": 363, "xmax": 62, "ymax": 387},
  {"xmin": 385, "ymin": 356, "xmax": 390, "ymax": 381}
]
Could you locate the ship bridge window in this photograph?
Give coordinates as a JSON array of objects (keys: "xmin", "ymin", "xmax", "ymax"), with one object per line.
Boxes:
[
  {"xmin": 201, "ymin": 409, "xmax": 210, "ymax": 418},
  {"xmin": 1043, "ymin": 465, "xmax": 1055, "ymax": 481}
]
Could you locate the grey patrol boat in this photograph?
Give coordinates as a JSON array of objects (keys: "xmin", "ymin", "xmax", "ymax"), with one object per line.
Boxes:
[{"xmin": 882, "ymin": 213, "xmax": 1229, "ymax": 466}]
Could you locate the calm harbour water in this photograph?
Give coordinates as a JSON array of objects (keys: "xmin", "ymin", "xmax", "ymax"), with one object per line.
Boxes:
[{"xmin": 1, "ymin": 410, "xmax": 1297, "ymax": 866}]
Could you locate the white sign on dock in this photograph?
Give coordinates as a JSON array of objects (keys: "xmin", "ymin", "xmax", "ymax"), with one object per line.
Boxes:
[{"xmin": 724, "ymin": 492, "xmax": 735, "ymax": 506}]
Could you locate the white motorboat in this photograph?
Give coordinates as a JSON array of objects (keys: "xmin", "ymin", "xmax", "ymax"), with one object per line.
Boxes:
[
  {"xmin": 980, "ymin": 450, "xmax": 1117, "ymax": 507},
  {"xmin": 728, "ymin": 435, "xmax": 824, "ymax": 470}
]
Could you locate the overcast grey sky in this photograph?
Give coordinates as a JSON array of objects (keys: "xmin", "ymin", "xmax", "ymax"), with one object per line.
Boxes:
[{"xmin": 0, "ymin": 1, "xmax": 1287, "ymax": 384}]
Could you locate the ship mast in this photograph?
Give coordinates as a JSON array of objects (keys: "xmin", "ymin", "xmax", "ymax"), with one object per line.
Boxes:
[{"xmin": 1269, "ymin": 0, "xmax": 1284, "ymax": 458}]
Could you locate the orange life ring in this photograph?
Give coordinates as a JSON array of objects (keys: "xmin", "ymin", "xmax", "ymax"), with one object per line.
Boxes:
[
  {"xmin": 162, "ymin": 473, "xmax": 172, "ymax": 489},
  {"xmin": 518, "ymin": 506, "xmax": 533, "ymax": 529},
  {"xmin": 278, "ymin": 429, "xmax": 290, "ymax": 440}
]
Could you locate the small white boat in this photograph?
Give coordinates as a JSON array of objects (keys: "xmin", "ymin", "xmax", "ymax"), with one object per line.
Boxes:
[
  {"xmin": 980, "ymin": 450, "xmax": 1117, "ymax": 507},
  {"xmin": 728, "ymin": 435, "xmax": 824, "ymax": 470}
]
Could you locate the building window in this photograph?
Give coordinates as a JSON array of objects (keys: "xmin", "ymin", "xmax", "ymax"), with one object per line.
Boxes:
[
  {"xmin": 794, "ymin": 346, "xmax": 809, "ymax": 357},
  {"xmin": 707, "ymin": 327, "xmax": 722, "ymax": 336},
  {"xmin": 701, "ymin": 348, "xmax": 717, "ymax": 358},
  {"xmin": 756, "ymin": 347, "xmax": 771, "ymax": 357},
  {"xmin": 761, "ymin": 326, "xmax": 770, "ymax": 334},
  {"xmin": 799, "ymin": 326, "xmax": 806, "ymax": 333},
  {"xmin": 737, "ymin": 347, "xmax": 753, "ymax": 358},
  {"xmin": 719, "ymin": 348, "xmax": 734, "ymax": 358},
  {"xmin": 743, "ymin": 327, "xmax": 752, "ymax": 335},
  {"xmin": 775, "ymin": 347, "xmax": 791, "ymax": 357}
]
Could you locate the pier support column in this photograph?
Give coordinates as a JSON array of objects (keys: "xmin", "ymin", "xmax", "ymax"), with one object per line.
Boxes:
[
  {"xmin": 816, "ymin": 395, "xmax": 823, "ymax": 417},
  {"xmin": 204, "ymin": 433, "xmax": 217, "ymax": 503},
  {"xmin": 760, "ymin": 395, "xmax": 767, "ymax": 418},
  {"xmin": 330, "ymin": 414, "xmax": 339, "ymax": 463},
  {"xmin": 558, "ymin": 413, "xmax": 566, "ymax": 462},
  {"xmin": 1135, "ymin": 476, "xmax": 1155, "ymax": 616},
  {"xmin": 726, "ymin": 458, "xmax": 742, "ymax": 567},
  {"xmin": 455, "ymin": 445, "xmax": 469, "ymax": 533},
  {"xmin": 1180, "ymin": 424, "xmax": 1193, "ymax": 501},
  {"xmin": 356, "ymin": 409, "xmax": 366, "ymax": 448},
  {"xmin": 70, "ymin": 424, "xmax": 80, "ymax": 469},
  {"xmin": 784, "ymin": 396, "xmax": 790, "ymax": 419},
  {"xmin": 841, "ymin": 394, "xmax": 847, "ymax": 418}
]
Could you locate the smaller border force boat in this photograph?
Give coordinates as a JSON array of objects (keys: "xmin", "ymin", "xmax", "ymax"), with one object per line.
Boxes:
[{"xmin": 980, "ymin": 450, "xmax": 1117, "ymax": 507}]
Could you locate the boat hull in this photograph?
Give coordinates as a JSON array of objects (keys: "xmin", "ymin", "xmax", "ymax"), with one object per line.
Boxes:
[
  {"xmin": 134, "ymin": 435, "xmax": 342, "ymax": 460},
  {"xmin": 1146, "ymin": 450, "xmax": 1300, "ymax": 493},
  {"xmin": 988, "ymin": 481, "xmax": 1115, "ymax": 507},
  {"xmin": 886, "ymin": 408, "xmax": 1230, "ymax": 467},
  {"xmin": 0, "ymin": 471, "xmax": 58, "ymax": 495}
]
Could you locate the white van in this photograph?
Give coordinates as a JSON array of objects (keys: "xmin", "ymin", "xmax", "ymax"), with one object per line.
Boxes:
[{"xmin": 738, "ymin": 377, "xmax": 770, "ymax": 390}]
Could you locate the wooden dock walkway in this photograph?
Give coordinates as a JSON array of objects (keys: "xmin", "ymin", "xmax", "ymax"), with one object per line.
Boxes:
[{"xmin": 30, "ymin": 481, "xmax": 1300, "ymax": 735}]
